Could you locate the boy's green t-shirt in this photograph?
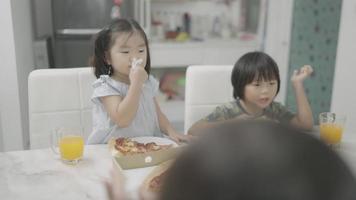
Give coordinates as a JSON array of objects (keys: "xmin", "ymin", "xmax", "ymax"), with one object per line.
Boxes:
[{"xmin": 203, "ymin": 100, "xmax": 295, "ymax": 124}]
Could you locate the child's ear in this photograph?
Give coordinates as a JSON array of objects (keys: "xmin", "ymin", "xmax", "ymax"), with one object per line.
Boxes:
[{"xmin": 104, "ymin": 52, "xmax": 111, "ymax": 65}]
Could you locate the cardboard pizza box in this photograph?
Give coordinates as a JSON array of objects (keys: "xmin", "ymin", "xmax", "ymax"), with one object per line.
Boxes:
[
  {"xmin": 113, "ymin": 146, "xmax": 183, "ymax": 169},
  {"xmin": 109, "ymin": 137, "xmax": 184, "ymax": 169}
]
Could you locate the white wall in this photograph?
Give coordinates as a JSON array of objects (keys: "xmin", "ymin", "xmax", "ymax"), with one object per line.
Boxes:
[
  {"xmin": 264, "ymin": 0, "xmax": 294, "ymax": 104},
  {"xmin": 0, "ymin": 0, "xmax": 24, "ymax": 151},
  {"xmin": 0, "ymin": 0, "xmax": 35, "ymax": 151},
  {"xmin": 331, "ymin": 0, "xmax": 356, "ymax": 137},
  {"xmin": 0, "ymin": 114, "xmax": 3, "ymax": 152},
  {"xmin": 12, "ymin": 0, "xmax": 36, "ymax": 149}
]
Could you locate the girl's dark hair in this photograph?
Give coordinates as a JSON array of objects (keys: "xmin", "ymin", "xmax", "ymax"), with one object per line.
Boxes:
[
  {"xmin": 160, "ymin": 121, "xmax": 356, "ymax": 200},
  {"xmin": 90, "ymin": 18, "xmax": 151, "ymax": 78},
  {"xmin": 231, "ymin": 51, "xmax": 280, "ymax": 99}
]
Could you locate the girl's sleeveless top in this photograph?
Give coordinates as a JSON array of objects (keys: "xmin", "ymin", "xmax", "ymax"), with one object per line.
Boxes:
[{"xmin": 87, "ymin": 75, "xmax": 162, "ymax": 144}]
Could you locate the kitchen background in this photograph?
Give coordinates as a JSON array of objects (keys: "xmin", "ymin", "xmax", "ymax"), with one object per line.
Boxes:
[
  {"xmin": 1, "ymin": 0, "xmax": 355, "ymax": 151},
  {"xmin": 32, "ymin": 0, "xmax": 268, "ymax": 139},
  {"xmin": 33, "ymin": 0, "xmax": 264, "ymax": 68}
]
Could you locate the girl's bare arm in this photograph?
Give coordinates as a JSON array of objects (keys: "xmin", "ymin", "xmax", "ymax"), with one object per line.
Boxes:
[
  {"xmin": 154, "ymin": 99, "xmax": 191, "ymax": 143},
  {"xmin": 101, "ymin": 64, "xmax": 148, "ymax": 128},
  {"xmin": 101, "ymin": 80, "xmax": 144, "ymax": 127}
]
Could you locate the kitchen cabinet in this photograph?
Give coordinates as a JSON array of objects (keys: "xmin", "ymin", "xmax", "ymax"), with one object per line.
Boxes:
[
  {"xmin": 150, "ymin": 40, "xmax": 259, "ymax": 67},
  {"xmin": 141, "ymin": 0, "xmax": 267, "ymax": 67}
]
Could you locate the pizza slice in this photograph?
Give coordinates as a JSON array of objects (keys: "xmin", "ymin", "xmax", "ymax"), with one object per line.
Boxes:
[{"xmin": 110, "ymin": 137, "xmax": 174, "ymax": 156}]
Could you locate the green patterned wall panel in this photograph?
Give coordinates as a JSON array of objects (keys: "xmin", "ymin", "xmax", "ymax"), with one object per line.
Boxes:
[{"xmin": 286, "ymin": 0, "xmax": 342, "ymax": 122}]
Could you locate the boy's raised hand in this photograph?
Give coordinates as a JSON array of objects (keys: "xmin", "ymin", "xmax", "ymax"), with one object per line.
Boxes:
[{"xmin": 291, "ymin": 65, "xmax": 313, "ymax": 84}]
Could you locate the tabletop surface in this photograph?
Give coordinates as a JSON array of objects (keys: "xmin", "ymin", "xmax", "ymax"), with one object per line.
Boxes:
[
  {"xmin": 0, "ymin": 145, "xmax": 112, "ymax": 200},
  {"xmin": 1, "ymin": 130, "xmax": 356, "ymax": 200},
  {"xmin": 0, "ymin": 144, "xmax": 163, "ymax": 200}
]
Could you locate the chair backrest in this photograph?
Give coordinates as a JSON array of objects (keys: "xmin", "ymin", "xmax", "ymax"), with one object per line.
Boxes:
[
  {"xmin": 184, "ymin": 65, "xmax": 234, "ymax": 133},
  {"xmin": 28, "ymin": 67, "xmax": 96, "ymax": 149}
]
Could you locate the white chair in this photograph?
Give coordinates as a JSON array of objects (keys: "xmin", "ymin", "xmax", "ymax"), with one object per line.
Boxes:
[
  {"xmin": 28, "ymin": 67, "xmax": 96, "ymax": 149},
  {"xmin": 184, "ymin": 65, "xmax": 234, "ymax": 133}
]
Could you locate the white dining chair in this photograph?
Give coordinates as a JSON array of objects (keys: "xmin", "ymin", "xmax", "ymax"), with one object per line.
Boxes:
[
  {"xmin": 184, "ymin": 65, "xmax": 234, "ymax": 133},
  {"xmin": 28, "ymin": 67, "xmax": 96, "ymax": 149}
]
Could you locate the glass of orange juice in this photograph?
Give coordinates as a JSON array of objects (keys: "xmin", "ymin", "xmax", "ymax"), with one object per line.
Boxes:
[
  {"xmin": 51, "ymin": 127, "xmax": 85, "ymax": 165},
  {"xmin": 319, "ymin": 112, "xmax": 346, "ymax": 148}
]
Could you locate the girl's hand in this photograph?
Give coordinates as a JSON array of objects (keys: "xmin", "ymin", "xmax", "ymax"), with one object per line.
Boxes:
[
  {"xmin": 168, "ymin": 131, "xmax": 193, "ymax": 144},
  {"xmin": 129, "ymin": 58, "xmax": 148, "ymax": 86},
  {"xmin": 291, "ymin": 65, "xmax": 313, "ymax": 84}
]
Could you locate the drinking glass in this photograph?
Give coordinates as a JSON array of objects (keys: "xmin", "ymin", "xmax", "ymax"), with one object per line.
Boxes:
[
  {"xmin": 51, "ymin": 127, "xmax": 84, "ymax": 165},
  {"xmin": 319, "ymin": 112, "xmax": 346, "ymax": 148}
]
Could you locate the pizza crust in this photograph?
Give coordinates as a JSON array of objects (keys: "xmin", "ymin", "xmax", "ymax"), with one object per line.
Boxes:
[{"xmin": 108, "ymin": 138, "xmax": 124, "ymax": 157}]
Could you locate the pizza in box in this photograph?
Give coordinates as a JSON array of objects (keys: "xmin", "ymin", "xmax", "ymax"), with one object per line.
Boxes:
[{"xmin": 109, "ymin": 137, "xmax": 176, "ymax": 157}]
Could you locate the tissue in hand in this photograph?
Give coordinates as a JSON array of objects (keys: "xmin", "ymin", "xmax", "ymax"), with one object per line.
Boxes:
[
  {"xmin": 130, "ymin": 58, "xmax": 146, "ymax": 87},
  {"xmin": 131, "ymin": 58, "xmax": 143, "ymax": 69}
]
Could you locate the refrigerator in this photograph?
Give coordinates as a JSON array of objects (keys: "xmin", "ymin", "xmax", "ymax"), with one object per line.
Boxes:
[{"xmin": 50, "ymin": 0, "xmax": 149, "ymax": 68}]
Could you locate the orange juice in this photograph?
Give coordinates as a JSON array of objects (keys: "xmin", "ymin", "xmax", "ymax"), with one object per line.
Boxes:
[
  {"xmin": 59, "ymin": 135, "xmax": 84, "ymax": 161},
  {"xmin": 320, "ymin": 123, "xmax": 343, "ymax": 145}
]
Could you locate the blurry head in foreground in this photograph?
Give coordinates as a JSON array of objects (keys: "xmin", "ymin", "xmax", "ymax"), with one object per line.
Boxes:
[{"xmin": 161, "ymin": 121, "xmax": 356, "ymax": 200}]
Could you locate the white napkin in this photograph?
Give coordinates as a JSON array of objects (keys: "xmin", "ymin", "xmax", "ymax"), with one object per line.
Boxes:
[
  {"xmin": 131, "ymin": 58, "xmax": 143, "ymax": 69},
  {"xmin": 130, "ymin": 58, "xmax": 146, "ymax": 87}
]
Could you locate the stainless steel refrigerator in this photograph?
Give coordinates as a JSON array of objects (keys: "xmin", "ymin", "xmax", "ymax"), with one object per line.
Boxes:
[{"xmin": 51, "ymin": 0, "xmax": 139, "ymax": 68}]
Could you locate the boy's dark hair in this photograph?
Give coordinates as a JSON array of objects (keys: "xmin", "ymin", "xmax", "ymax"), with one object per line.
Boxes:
[
  {"xmin": 90, "ymin": 18, "xmax": 151, "ymax": 78},
  {"xmin": 231, "ymin": 51, "xmax": 280, "ymax": 99},
  {"xmin": 160, "ymin": 121, "xmax": 356, "ymax": 200}
]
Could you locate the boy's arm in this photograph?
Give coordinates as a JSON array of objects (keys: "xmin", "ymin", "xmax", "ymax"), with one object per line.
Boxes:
[
  {"xmin": 188, "ymin": 120, "xmax": 222, "ymax": 135},
  {"xmin": 188, "ymin": 103, "xmax": 244, "ymax": 135},
  {"xmin": 154, "ymin": 99, "xmax": 191, "ymax": 143},
  {"xmin": 188, "ymin": 115, "xmax": 250, "ymax": 135},
  {"xmin": 290, "ymin": 65, "xmax": 314, "ymax": 130}
]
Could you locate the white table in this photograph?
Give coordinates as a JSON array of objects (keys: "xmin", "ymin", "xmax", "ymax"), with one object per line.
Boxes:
[
  {"xmin": 334, "ymin": 134, "xmax": 356, "ymax": 174},
  {"xmin": 1, "ymin": 131, "xmax": 356, "ymax": 200},
  {"xmin": 0, "ymin": 145, "xmax": 154, "ymax": 200},
  {"xmin": 309, "ymin": 128, "xmax": 356, "ymax": 174}
]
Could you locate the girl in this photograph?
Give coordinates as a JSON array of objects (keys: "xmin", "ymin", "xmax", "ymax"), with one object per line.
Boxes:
[
  {"xmin": 87, "ymin": 19, "xmax": 190, "ymax": 144},
  {"xmin": 188, "ymin": 51, "xmax": 314, "ymax": 135}
]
